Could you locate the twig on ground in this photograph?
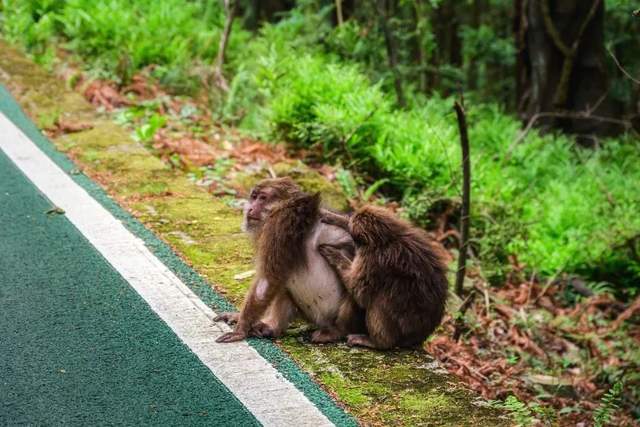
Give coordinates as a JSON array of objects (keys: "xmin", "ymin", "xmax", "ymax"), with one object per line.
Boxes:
[{"xmin": 609, "ymin": 295, "xmax": 640, "ymax": 331}]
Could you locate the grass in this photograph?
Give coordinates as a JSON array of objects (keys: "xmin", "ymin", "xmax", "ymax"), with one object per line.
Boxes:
[
  {"xmin": 1, "ymin": 0, "xmax": 639, "ymax": 291},
  {"xmin": 0, "ymin": 0, "xmax": 247, "ymax": 92}
]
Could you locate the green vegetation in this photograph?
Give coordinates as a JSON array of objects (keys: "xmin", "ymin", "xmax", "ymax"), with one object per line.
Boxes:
[
  {"xmin": 1, "ymin": 2, "xmax": 639, "ymax": 424},
  {"xmin": 2, "ymin": 0, "xmax": 637, "ymax": 290},
  {"xmin": 0, "ymin": 0, "xmax": 243, "ymax": 91},
  {"xmin": 593, "ymin": 382, "xmax": 623, "ymax": 427}
]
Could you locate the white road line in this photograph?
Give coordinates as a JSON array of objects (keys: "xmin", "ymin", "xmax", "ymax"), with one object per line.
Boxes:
[{"xmin": 0, "ymin": 113, "xmax": 334, "ymax": 427}]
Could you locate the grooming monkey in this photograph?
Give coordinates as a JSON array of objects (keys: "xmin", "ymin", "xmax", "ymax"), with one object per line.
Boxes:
[
  {"xmin": 319, "ymin": 205, "xmax": 449, "ymax": 350},
  {"xmin": 215, "ymin": 177, "xmax": 364, "ymax": 343}
]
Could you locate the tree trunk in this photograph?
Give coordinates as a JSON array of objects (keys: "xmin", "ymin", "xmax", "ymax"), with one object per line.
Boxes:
[
  {"xmin": 466, "ymin": 0, "xmax": 484, "ymax": 92},
  {"xmin": 412, "ymin": 0, "xmax": 428, "ymax": 93},
  {"xmin": 515, "ymin": 0, "xmax": 622, "ymax": 143},
  {"xmin": 430, "ymin": 0, "xmax": 462, "ymax": 94},
  {"xmin": 377, "ymin": 0, "xmax": 406, "ymax": 108}
]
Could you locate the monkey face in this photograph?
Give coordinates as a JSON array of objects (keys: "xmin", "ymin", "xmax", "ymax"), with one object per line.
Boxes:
[
  {"xmin": 242, "ymin": 187, "xmax": 275, "ymax": 233},
  {"xmin": 242, "ymin": 178, "xmax": 304, "ymax": 234}
]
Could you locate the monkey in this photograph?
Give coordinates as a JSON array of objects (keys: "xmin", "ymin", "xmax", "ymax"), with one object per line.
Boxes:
[
  {"xmin": 214, "ymin": 177, "xmax": 364, "ymax": 343},
  {"xmin": 318, "ymin": 205, "xmax": 449, "ymax": 350}
]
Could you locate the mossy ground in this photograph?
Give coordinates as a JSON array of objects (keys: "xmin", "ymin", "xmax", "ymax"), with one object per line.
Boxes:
[{"xmin": 0, "ymin": 39, "xmax": 508, "ymax": 426}]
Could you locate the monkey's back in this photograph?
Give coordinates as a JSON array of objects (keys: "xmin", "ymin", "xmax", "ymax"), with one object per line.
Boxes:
[
  {"xmin": 259, "ymin": 193, "xmax": 355, "ymax": 328},
  {"xmin": 353, "ymin": 228, "xmax": 449, "ymax": 347}
]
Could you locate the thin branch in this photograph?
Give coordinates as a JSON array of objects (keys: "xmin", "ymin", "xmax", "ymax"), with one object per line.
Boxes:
[
  {"xmin": 506, "ymin": 108, "xmax": 635, "ymax": 158},
  {"xmin": 573, "ymin": 0, "xmax": 602, "ymax": 51},
  {"xmin": 335, "ymin": 0, "xmax": 344, "ymax": 26},
  {"xmin": 453, "ymin": 101, "xmax": 471, "ymax": 299},
  {"xmin": 540, "ymin": 0, "xmax": 570, "ymax": 56},
  {"xmin": 213, "ymin": 0, "xmax": 237, "ymax": 92},
  {"xmin": 609, "ymin": 295, "xmax": 640, "ymax": 331},
  {"xmin": 607, "ymin": 46, "xmax": 640, "ymax": 85},
  {"xmin": 541, "ymin": 0, "xmax": 602, "ymax": 107}
]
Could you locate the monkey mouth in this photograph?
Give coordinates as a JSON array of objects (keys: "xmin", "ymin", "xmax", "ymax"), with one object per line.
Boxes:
[{"xmin": 247, "ymin": 216, "xmax": 261, "ymax": 222}]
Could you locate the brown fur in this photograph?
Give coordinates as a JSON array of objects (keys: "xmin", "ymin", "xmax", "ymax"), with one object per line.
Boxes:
[
  {"xmin": 320, "ymin": 205, "xmax": 449, "ymax": 350},
  {"xmin": 257, "ymin": 193, "xmax": 320, "ymax": 286},
  {"xmin": 215, "ymin": 178, "xmax": 363, "ymax": 343}
]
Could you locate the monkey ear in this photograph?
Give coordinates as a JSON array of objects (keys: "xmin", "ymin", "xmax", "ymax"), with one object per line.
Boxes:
[
  {"xmin": 303, "ymin": 192, "xmax": 322, "ymax": 213},
  {"xmin": 309, "ymin": 192, "xmax": 322, "ymax": 208}
]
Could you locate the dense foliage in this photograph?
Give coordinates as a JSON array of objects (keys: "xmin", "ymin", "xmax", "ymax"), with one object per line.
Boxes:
[{"xmin": 1, "ymin": 0, "xmax": 638, "ymax": 291}]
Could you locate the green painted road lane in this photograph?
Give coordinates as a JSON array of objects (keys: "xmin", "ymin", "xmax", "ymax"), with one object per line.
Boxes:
[{"xmin": 0, "ymin": 148, "xmax": 259, "ymax": 425}]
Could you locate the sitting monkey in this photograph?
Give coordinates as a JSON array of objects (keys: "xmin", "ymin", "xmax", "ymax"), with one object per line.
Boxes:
[
  {"xmin": 319, "ymin": 205, "xmax": 449, "ymax": 350},
  {"xmin": 215, "ymin": 178, "xmax": 364, "ymax": 343}
]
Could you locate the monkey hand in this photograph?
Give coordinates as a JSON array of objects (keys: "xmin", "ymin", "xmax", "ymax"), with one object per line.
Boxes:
[
  {"xmin": 215, "ymin": 330, "xmax": 248, "ymax": 343},
  {"xmin": 319, "ymin": 210, "xmax": 349, "ymax": 229},
  {"xmin": 318, "ymin": 244, "xmax": 353, "ymax": 273},
  {"xmin": 214, "ymin": 312, "xmax": 240, "ymax": 325}
]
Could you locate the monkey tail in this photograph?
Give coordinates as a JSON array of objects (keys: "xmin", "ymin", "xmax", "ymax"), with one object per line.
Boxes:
[{"xmin": 257, "ymin": 192, "xmax": 321, "ymax": 283}]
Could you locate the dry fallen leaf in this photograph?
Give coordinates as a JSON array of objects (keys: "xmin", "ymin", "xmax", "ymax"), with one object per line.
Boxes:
[
  {"xmin": 154, "ymin": 137, "xmax": 218, "ymax": 166},
  {"xmin": 84, "ymin": 80, "xmax": 130, "ymax": 110}
]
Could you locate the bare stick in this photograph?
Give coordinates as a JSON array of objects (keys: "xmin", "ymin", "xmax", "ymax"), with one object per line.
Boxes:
[
  {"xmin": 607, "ymin": 46, "xmax": 640, "ymax": 85},
  {"xmin": 609, "ymin": 295, "xmax": 640, "ymax": 331},
  {"xmin": 454, "ymin": 101, "xmax": 471, "ymax": 298},
  {"xmin": 213, "ymin": 0, "xmax": 237, "ymax": 92},
  {"xmin": 335, "ymin": 0, "xmax": 344, "ymax": 26},
  {"xmin": 505, "ymin": 108, "xmax": 635, "ymax": 160}
]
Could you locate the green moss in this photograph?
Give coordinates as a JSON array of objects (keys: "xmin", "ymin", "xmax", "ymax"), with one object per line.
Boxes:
[
  {"xmin": 400, "ymin": 392, "xmax": 453, "ymax": 413},
  {"xmin": 0, "ymin": 39, "xmax": 508, "ymax": 427}
]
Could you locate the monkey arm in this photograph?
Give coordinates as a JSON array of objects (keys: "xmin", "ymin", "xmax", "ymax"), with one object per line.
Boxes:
[
  {"xmin": 318, "ymin": 243, "xmax": 353, "ymax": 282},
  {"xmin": 319, "ymin": 209, "xmax": 350, "ymax": 230},
  {"xmin": 216, "ymin": 278, "xmax": 281, "ymax": 343}
]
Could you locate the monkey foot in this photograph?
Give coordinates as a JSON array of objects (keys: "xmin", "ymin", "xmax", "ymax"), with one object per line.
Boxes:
[
  {"xmin": 214, "ymin": 312, "xmax": 239, "ymax": 325},
  {"xmin": 310, "ymin": 328, "xmax": 343, "ymax": 344},
  {"xmin": 346, "ymin": 334, "xmax": 376, "ymax": 348},
  {"xmin": 250, "ymin": 321, "xmax": 279, "ymax": 339}
]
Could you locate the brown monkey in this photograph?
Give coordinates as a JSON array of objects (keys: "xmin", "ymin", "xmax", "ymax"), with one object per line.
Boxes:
[
  {"xmin": 319, "ymin": 205, "xmax": 448, "ymax": 350},
  {"xmin": 215, "ymin": 177, "xmax": 363, "ymax": 343}
]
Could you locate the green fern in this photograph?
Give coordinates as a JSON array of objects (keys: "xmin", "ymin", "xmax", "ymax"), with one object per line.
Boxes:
[
  {"xmin": 490, "ymin": 395, "xmax": 536, "ymax": 427},
  {"xmin": 593, "ymin": 382, "xmax": 623, "ymax": 427}
]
